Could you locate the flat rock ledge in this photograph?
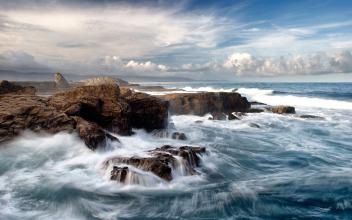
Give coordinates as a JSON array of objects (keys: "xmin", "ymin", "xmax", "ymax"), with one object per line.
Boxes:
[
  {"xmin": 0, "ymin": 81, "xmax": 168, "ymax": 150},
  {"xmin": 104, "ymin": 145, "xmax": 206, "ymax": 182}
]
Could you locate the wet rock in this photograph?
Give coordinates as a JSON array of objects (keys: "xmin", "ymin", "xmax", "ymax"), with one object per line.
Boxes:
[
  {"xmin": 105, "ymin": 146, "xmax": 206, "ymax": 182},
  {"xmin": 75, "ymin": 117, "xmax": 119, "ymax": 150},
  {"xmin": 250, "ymin": 101, "xmax": 267, "ymax": 106},
  {"xmin": 249, "ymin": 123, "xmax": 261, "ymax": 128},
  {"xmin": 161, "ymin": 92, "xmax": 250, "ymax": 115},
  {"xmin": 271, "ymin": 105, "xmax": 295, "ymax": 114},
  {"xmin": 247, "ymin": 108, "xmax": 265, "ymax": 113},
  {"xmin": 228, "ymin": 112, "xmax": 242, "ymax": 120},
  {"xmin": 0, "ymin": 80, "xmax": 36, "ymax": 95},
  {"xmin": 171, "ymin": 132, "xmax": 187, "ymax": 140},
  {"xmin": 194, "ymin": 120, "xmax": 203, "ymax": 123},
  {"xmin": 111, "ymin": 166, "xmax": 129, "ymax": 182},
  {"xmin": 299, "ymin": 114, "xmax": 325, "ymax": 120},
  {"xmin": 123, "ymin": 92, "xmax": 168, "ymax": 132},
  {"xmin": 151, "ymin": 130, "xmax": 187, "ymax": 140},
  {"xmin": 209, "ymin": 112, "xmax": 227, "ymax": 120}
]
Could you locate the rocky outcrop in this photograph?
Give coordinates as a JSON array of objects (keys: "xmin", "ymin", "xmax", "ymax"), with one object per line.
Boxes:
[
  {"xmin": 47, "ymin": 84, "xmax": 132, "ymax": 134},
  {"xmin": 123, "ymin": 92, "xmax": 169, "ymax": 131},
  {"xmin": 151, "ymin": 130, "xmax": 187, "ymax": 140},
  {"xmin": 209, "ymin": 112, "xmax": 227, "ymax": 120},
  {"xmin": 0, "ymin": 80, "xmax": 36, "ymax": 95},
  {"xmin": 105, "ymin": 145, "xmax": 206, "ymax": 182},
  {"xmin": 54, "ymin": 73, "xmax": 70, "ymax": 90},
  {"xmin": 0, "ymin": 95, "xmax": 76, "ymax": 142},
  {"xmin": 271, "ymin": 105, "xmax": 296, "ymax": 114},
  {"xmin": 161, "ymin": 92, "xmax": 250, "ymax": 115}
]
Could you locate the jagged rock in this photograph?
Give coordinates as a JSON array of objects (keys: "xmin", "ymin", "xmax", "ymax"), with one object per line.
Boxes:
[
  {"xmin": 48, "ymin": 84, "xmax": 132, "ymax": 134},
  {"xmin": 161, "ymin": 92, "xmax": 250, "ymax": 115},
  {"xmin": 54, "ymin": 72, "xmax": 70, "ymax": 90},
  {"xmin": 209, "ymin": 112, "xmax": 227, "ymax": 120},
  {"xmin": 0, "ymin": 80, "xmax": 36, "ymax": 95},
  {"xmin": 271, "ymin": 105, "xmax": 295, "ymax": 114},
  {"xmin": 123, "ymin": 92, "xmax": 168, "ymax": 131},
  {"xmin": 105, "ymin": 146, "xmax": 206, "ymax": 182}
]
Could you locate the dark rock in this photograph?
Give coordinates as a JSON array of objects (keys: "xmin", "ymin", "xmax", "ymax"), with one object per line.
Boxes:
[
  {"xmin": 247, "ymin": 108, "xmax": 265, "ymax": 113},
  {"xmin": 0, "ymin": 80, "xmax": 36, "ymax": 95},
  {"xmin": 123, "ymin": 92, "xmax": 168, "ymax": 132},
  {"xmin": 249, "ymin": 123, "xmax": 261, "ymax": 128},
  {"xmin": 210, "ymin": 112, "xmax": 227, "ymax": 120},
  {"xmin": 194, "ymin": 120, "xmax": 203, "ymax": 123},
  {"xmin": 299, "ymin": 114, "xmax": 325, "ymax": 120},
  {"xmin": 271, "ymin": 105, "xmax": 295, "ymax": 114},
  {"xmin": 171, "ymin": 132, "xmax": 187, "ymax": 140},
  {"xmin": 228, "ymin": 112, "xmax": 241, "ymax": 120},
  {"xmin": 75, "ymin": 117, "xmax": 119, "ymax": 150},
  {"xmin": 111, "ymin": 166, "xmax": 129, "ymax": 182},
  {"xmin": 161, "ymin": 92, "xmax": 250, "ymax": 115},
  {"xmin": 250, "ymin": 101, "xmax": 267, "ymax": 106},
  {"xmin": 105, "ymin": 146, "xmax": 206, "ymax": 182}
]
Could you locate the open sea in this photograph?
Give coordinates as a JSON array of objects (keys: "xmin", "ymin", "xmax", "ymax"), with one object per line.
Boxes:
[{"xmin": 1, "ymin": 82, "xmax": 352, "ymax": 219}]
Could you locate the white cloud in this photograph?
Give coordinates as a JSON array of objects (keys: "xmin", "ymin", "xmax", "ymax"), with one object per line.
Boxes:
[{"xmin": 222, "ymin": 51, "xmax": 352, "ymax": 76}]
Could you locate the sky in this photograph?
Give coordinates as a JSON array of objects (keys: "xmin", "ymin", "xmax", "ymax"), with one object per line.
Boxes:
[{"xmin": 1, "ymin": 0, "xmax": 352, "ymax": 81}]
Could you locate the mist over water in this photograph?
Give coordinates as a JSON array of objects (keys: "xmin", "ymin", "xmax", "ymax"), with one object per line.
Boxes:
[{"xmin": 1, "ymin": 82, "xmax": 352, "ymax": 219}]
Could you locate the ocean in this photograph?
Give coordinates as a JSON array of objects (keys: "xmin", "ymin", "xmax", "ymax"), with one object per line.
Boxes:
[{"xmin": 1, "ymin": 82, "xmax": 352, "ymax": 219}]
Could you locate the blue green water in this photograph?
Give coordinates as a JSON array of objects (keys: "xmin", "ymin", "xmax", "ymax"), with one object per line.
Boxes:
[{"xmin": 0, "ymin": 83, "xmax": 352, "ymax": 219}]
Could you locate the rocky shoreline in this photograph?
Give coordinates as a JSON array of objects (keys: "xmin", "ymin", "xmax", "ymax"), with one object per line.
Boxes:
[{"xmin": 1, "ymin": 74, "xmax": 317, "ymax": 184}]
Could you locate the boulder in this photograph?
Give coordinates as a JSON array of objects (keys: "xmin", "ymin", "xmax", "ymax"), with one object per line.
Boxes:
[
  {"xmin": 161, "ymin": 92, "xmax": 250, "ymax": 115},
  {"xmin": 228, "ymin": 112, "xmax": 241, "ymax": 120},
  {"xmin": 0, "ymin": 80, "xmax": 36, "ymax": 95},
  {"xmin": 171, "ymin": 132, "xmax": 187, "ymax": 140},
  {"xmin": 123, "ymin": 92, "xmax": 168, "ymax": 131},
  {"xmin": 271, "ymin": 105, "xmax": 295, "ymax": 114},
  {"xmin": 151, "ymin": 130, "xmax": 187, "ymax": 140},
  {"xmin": 105, "ymin": 145, "xmax": 206, "ymax": 182},
  {"xmin": 247, "ymin": 108, "xmax": 265, "ymax": 113}
]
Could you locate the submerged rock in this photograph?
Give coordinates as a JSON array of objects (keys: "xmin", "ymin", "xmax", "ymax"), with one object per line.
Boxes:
[
  {"xmin": 271, "ymin": 105, "xmax": 296, "ymax": 114},
  {"xmin": 161, "ymin": 92, "xmax": 250, "ymax": 115},
  {"xmin": 105, "ymin": 145, "xmax": 206, "ymax": 182},
  {"xmin": 152, "ymin": 130, "xmax": 187, "ymax": 140},
  {"xmin": 228, "ymin": 112, "xmax": 243, "ymax": 120},
  {"xmin": 209, "ymin": 112, "xmax": 227, "ymax": 120},
  {"xmin": 299, "ymin": 114, "xmax": 325, "ymax": 120}
]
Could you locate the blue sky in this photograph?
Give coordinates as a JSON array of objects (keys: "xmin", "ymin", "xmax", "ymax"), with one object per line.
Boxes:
[{"xmin": 1, "ymin": 0, "xmax": 352, "ymax": 81}]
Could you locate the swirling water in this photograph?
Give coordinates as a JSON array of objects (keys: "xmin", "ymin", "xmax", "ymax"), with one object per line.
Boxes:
[{"xmin": 1, "ymin": 83, "xmax": 352, "ymax": 219}]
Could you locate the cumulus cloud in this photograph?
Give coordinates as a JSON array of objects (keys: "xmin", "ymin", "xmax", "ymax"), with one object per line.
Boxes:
[{"xmin": 222, "ymin": 51, "xmax": 352, "ymax": 75}]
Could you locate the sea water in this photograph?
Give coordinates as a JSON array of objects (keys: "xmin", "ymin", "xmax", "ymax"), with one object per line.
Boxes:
[{"xmin": 0, "ymin": 82, "xmax": 352, "ymax": 219}]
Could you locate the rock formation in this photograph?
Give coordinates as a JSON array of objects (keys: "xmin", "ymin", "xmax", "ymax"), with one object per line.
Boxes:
[
  {"xmin": 104, "ymin": 145, "xmax": 206, "ymax": 182},
  {"xmin": 54, "ymin": 72, "xmax": 70, "ymax": 90},
  {"xmin": 161, "ymin": 92, "xmax": 250, "ymax": 115}
]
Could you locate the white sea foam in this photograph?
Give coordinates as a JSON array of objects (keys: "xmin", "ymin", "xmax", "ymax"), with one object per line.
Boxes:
[{"xmin": 237, "ymin": 87, "xmax": 352, "ymax": 110}]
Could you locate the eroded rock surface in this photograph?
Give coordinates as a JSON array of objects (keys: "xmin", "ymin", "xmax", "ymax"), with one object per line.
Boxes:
[
  {"xmin": 0, "ymin": 80, "xmax": 36, "ymax": 95},
  {"xmin": 161, "ymin": 92, "xmax": 250, "ymax": 115}
]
